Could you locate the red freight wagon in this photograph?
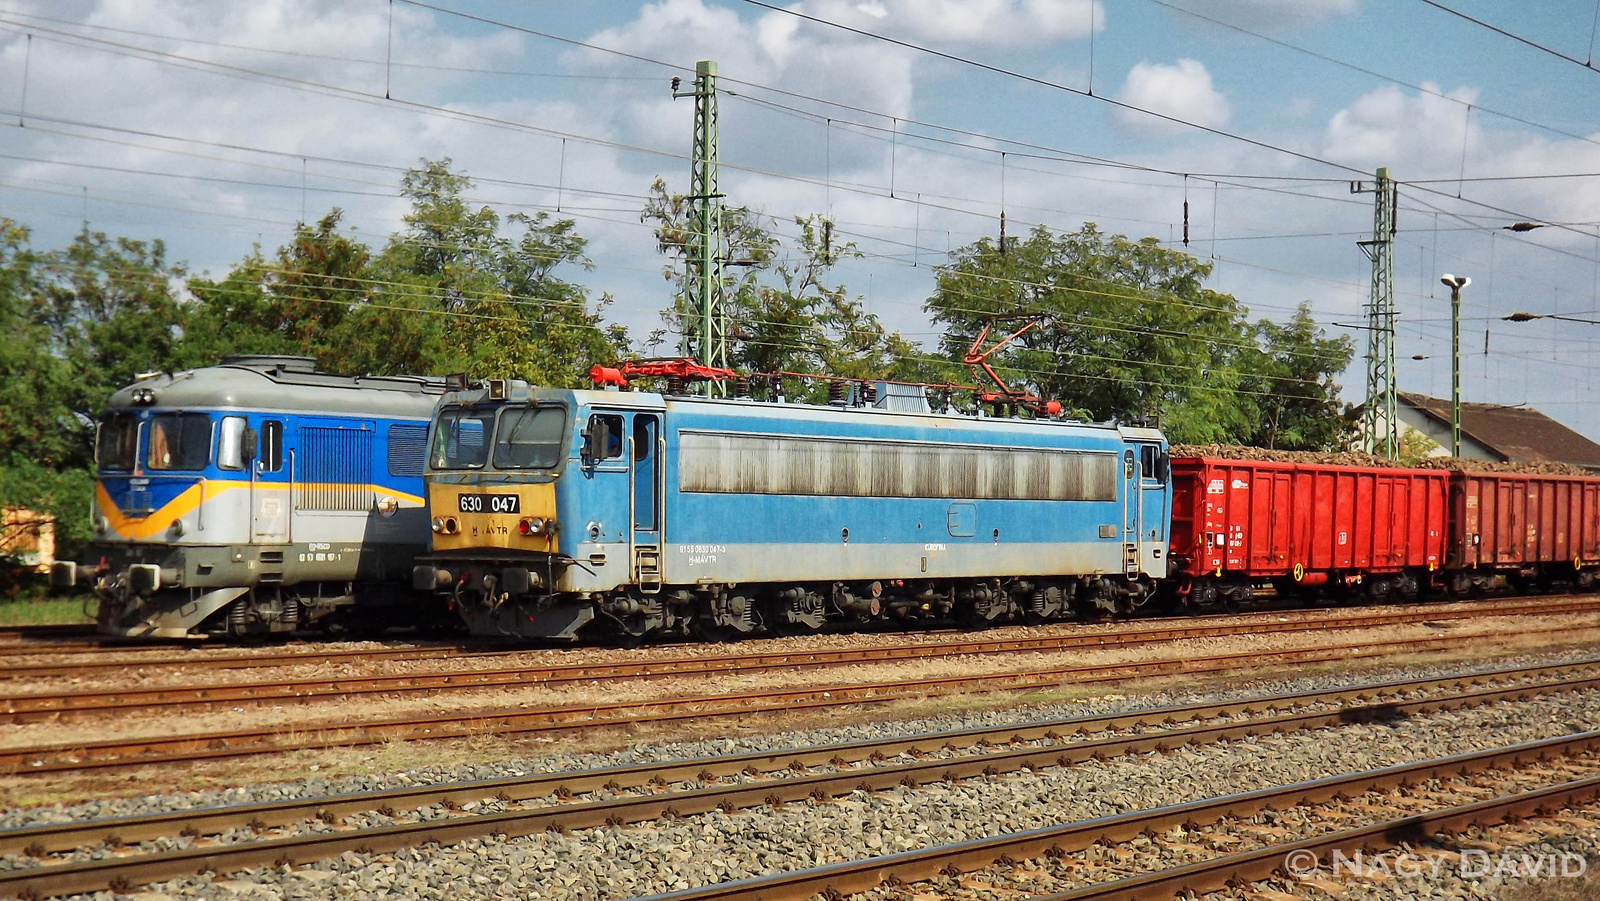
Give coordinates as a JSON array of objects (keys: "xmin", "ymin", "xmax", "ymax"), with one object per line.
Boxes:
[
  {"xmin": 1445, "ymin": 472, "xmax": 1600, "ymax": 591},
  {"xmin": 1168, "ymin": 457, "xmax": 1448, "ymax": 608}
]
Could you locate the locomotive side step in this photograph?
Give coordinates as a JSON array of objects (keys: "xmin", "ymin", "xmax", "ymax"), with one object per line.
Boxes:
[{"xmin": 634, "ymin": 545, "xmax": 662, "ymax": 594}]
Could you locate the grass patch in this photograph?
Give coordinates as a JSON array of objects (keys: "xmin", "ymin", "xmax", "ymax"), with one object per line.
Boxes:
[{"xmin": 0, "ymin": 594, "xmax": 94, "ymax": 626}]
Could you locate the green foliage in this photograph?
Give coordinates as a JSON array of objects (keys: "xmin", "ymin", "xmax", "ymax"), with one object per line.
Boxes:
[
  {"xmin": 0, "ymin": 220, "xmax": 79, "ymax": 471},
  {"xmin": 0, "ymin": 460, "xmax": 94, "ymax": 561},
  {"xmin": 1396, "ymin": 428, "xmax": 1443, "ymax": 466},
  {"xmin": 928, "ymin": 223, "xmax": 1252, "ymax": 441},
  {"xmin": 927, "ymin": 223, "xmax": 1351, "ymax": 448},
  {"xmin": 0, "ymin": 159, "xmax": 628, "ymax": 561},
  {"xmin": 641, "ymin": 179, "xmax": 930, "ymax": 396},
  {"xmin": 1235, "ymin": 303, "xmax": 1356, "ymax": 450},
  {"xmin": 377, "ymin": 160, "xmax": 626, "ymax": 386}
]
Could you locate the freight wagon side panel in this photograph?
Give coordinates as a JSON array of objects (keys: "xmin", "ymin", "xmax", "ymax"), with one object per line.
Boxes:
[
  {"xmin": 1450, "ymin": 473, "xmax": 1600, "ymax": 571},
  {"xmin": 1170, "ymin": 458, "xmax": 1444, "ymax": 580}
]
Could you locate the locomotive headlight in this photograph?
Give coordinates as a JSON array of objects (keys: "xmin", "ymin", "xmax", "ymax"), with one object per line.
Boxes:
[
  {"xmin": 431, "ymin": 516, "xmax": 445, "ymax": 534},
  {"xmin": 169, "ymin": 519, "xmax": 185, "ymax": 537},
  {"xmin": 443, "ymin": 517, "xmax": 460, "ymax": 535},
  {"xmin": 518, "ymin": 516, "xmax": 546, "ymax": 536}
]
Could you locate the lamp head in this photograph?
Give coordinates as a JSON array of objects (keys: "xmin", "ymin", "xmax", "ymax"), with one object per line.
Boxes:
[{"xmin": 1440, "ymin": 274, "xmax": 1471, "ymax": 289}]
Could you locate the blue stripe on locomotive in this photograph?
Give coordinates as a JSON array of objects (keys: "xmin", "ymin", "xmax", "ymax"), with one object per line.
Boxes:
[{"xmin": 96, "ymin": 410, "xmax": 430, "ymax": 539}]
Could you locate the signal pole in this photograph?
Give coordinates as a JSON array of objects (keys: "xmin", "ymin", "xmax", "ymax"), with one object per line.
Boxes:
[
  {"xmin": 673, "ymin": 60, "xmax": 727, "ymax": 396},
  {"xmin": 1351, "ymin": 167, "xmax": 1398, "ymax": 458}
]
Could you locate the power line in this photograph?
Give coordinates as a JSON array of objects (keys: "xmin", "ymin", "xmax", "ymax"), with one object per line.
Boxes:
[
  {"xmin": 1416, "ymin": 0, "xmax": 1600, "ymax": 73},
  {"xmin": 1148, "ymin": 0, "xmax": 1600, "ymax": 150},
  {"xmin": 735, "ymin": 0, "xmax": 1373, "ymax": 178}
]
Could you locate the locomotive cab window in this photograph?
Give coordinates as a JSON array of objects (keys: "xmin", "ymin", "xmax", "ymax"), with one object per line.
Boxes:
[
  {"xmin": 259, "ymin": 420, "xmax": 283, "ymax": 473},
  {"xmin": 216, "ymin": 416, "xmax": 248, "ymax": 471},
  {"xmin": 582, "ymin": 414, "xmax": 625, "ymax": 463},
  {"xmin": 1140, "ymin": 445, "xmax": 1167, "ymax": 483},
  {"xmin": 95, "ymin": 413, "xmax": 139, "ymax": 472},
  {"xmin": 493, "ymin": 406, "xmax": 568, "ymax": 469},
  {"xmin": 147, "ymin": 413, "xmax": 211, "ymax": 471},
  {"xmin": 430, "ymin": 407, "xmax": 495, "ymax": 470}
]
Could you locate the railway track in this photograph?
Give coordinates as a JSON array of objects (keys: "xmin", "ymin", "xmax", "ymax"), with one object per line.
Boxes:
[
  {"xmin": 633, "ymin": 730, "xmax": 1600, "ymax": 901},
  {"xmin": 2, "ymin": 659, "xmax": 1596, "ymax": 899},
  {"xmin": 3, "ymin": 593, "xmax": 1597, "ymax": 679},
  {"xmin": 6, "ymin": 594, "xmax": 1599, "ymax": 722},
  {"xmin": 2, "ymin": 625, "xmax": 1595, "ymax": 774}
]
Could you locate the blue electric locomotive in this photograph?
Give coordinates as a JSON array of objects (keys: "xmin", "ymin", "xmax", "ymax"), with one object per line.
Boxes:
[
  {"xmin": 53, "ymin": 355, "xmax": 450, "ymax": 639},
  {"xmin": 415, "ymin": 378, "xmax": 1171, "ymax": 640}
]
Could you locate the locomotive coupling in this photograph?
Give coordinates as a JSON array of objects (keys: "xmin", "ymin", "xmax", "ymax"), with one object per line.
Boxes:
[
  {"xmin": 50, "ymin": 561, "xmax": 78, "ymax": 589},
  {"xmin": 412, "ymin": 565, "xmax": 454, "ymax": 591},
  {"xmin": 127, "ymin": 563, "xmax": 164, "ymax": 594}
]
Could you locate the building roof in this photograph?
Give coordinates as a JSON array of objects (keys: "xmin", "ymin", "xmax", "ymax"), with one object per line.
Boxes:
[{"xmin": 1398, "ymin": 393, "xmax": 1600, "ymax": 468}]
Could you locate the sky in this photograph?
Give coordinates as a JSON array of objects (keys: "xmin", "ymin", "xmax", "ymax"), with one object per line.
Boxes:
[{"xmin": 4, "ymin": 1, "xmax": 1600, "ymax": 439}]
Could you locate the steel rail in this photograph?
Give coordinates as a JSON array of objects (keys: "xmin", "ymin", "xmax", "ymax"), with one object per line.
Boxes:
[
  {"xmin": 7, "ymin": 596, "xmax": 1599, "ymax": 721},
  {"xmin": 2, "ymin": 625, "xmax": 1589, "ymax": 774},
  {"xmin": 4, "ymin": 658, "xmax": 1586, "ymax": 856},
  {"xmin": 3, "ymin": 662, "xmax": 1596, "ymax": 899},
  {"xmin": 3, "ymin": 593, "xmax": 1596, "ymax": 680},
  {"xmin": 626, "ymin": 730, "xmax": 1600, "ymax": 901},
  {"xmin": 1031, "ymin": 777, "xmax": 1600, "ymax": 899}
]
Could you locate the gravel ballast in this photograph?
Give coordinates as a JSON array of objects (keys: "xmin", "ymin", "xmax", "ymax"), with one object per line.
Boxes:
[{"xmin": 14, "ymin": 650, "xmax": 1600, "ymax": 900}]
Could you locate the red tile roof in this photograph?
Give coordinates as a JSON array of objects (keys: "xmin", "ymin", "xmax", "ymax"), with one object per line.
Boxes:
[{"xmin": 1399, "ymin": 393, "xmax": 1600, "ymax": 468}]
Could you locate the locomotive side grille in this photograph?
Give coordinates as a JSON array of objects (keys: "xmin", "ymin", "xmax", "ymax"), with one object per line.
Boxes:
[
  {"xmin": 680, "ymin": 432, "xmax": 1116, "ymax": 502},
  {"xmin": 386, "ymin": 423, "xmax": 428, "ymax": 477},
  {"xmin": 296, "ymin": 427, "xmax": 374, "ymax": 511}
]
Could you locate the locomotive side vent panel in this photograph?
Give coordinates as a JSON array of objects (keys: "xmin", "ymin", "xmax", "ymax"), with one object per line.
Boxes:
[{"xmin": 296, "ymin": 427, "xmax": 374, "ymax": 512}]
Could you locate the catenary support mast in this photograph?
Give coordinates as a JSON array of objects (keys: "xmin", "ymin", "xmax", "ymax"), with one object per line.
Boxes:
[
  {"xmin": 1352, "ymin": 167, "xmax": 1398, "ymax": 458},
  {"xmin": 675, "ymin": 60, "xmax": 727, "ymax": 396}
]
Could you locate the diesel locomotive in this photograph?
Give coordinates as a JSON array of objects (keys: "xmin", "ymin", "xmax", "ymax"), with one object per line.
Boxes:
[
  {"xmin": 413, "ymin": 376, "xmax": 1172, "ymax": 640},
  {"xmin": 53, "ymin": 355, "xmax": 449, "ymax": 639}
]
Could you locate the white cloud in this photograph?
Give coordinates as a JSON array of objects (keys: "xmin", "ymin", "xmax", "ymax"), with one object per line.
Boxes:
[
  {"xmin": 1165, "ymin": 0, "xmax": 1359, "ymax": 31},
  {"xmin": 797, "ymin": 0, "xmax": 1103, "ymax": 47},
  {"xmin": 1324, "ymin": 83, "xmax": 1478, "ymax": 168},
  {"xmin": 1111, "ymin": 59, "xmax": 1230, "ymax": 133}
]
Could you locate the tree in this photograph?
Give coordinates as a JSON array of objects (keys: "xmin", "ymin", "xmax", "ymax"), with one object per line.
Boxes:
[
  {"xmin": 1236, "ymin": 303, "xmax": 1355, "ymax": 450},
  {"xmin": 376, "ymin": 159, "xmax": 625, "ymax": 385},
  {"xmin": 30, "ymin": 227, "xmax": 191, "ymax": 468},
  {"xmin": 641, "ymin": 179, "xmax": 926, "ymax": 394},
  {"xmin": 927, "ymin": 223, "xmax": 1254, "ymax": 442},
  {"xmin": 0, "ymin": 220, "xmax": 78, "ymax": 470},
  {"xmin": 187, "ymin": 209, "xmax": 457, "ymax": 377},
  {"xmin": 0, "ymin": 221, "xmax": 184, "ymax": 562}
]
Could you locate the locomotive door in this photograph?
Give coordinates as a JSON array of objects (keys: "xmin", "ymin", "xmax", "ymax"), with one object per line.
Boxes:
[
  {"xmin": 251, "ymin": 419, "xmax": 289, "ymax": 544},
  {"xmin": 1122, "ymin": 449, "xmax": 1140, "ymax": 575},
  {"xmin": 1137, "ymin": 444, "xmax": 1168, "ymax": 576},
  {"xmin": 629, "ymin": 413, "xmax": 662, "ymax": 590}
]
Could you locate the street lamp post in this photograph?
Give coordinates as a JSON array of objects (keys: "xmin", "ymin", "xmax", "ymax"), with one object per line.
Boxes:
[{"xmin": 1440, "ymin": 274, "xmax": 1471, "ymax": 458}]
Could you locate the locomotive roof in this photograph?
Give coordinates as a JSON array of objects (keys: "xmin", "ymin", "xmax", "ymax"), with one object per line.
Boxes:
[
  {"xmin": 438, "ymin": 381, "xmax": 1166, "ymax": 443},
  {"xmin": 103, "ymin": 355, "xmax": 448, "ymax": 418}
]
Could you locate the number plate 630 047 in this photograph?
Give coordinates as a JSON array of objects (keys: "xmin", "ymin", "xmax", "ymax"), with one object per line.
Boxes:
[{"xmin": 458, "ymin": 493, "xmax": 519, "ymax": 514}]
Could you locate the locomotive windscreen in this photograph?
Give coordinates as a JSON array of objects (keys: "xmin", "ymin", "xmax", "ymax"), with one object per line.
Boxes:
[{"xmin": 96, "ymin": 413, "xmax": 138, "ymax": 472}]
